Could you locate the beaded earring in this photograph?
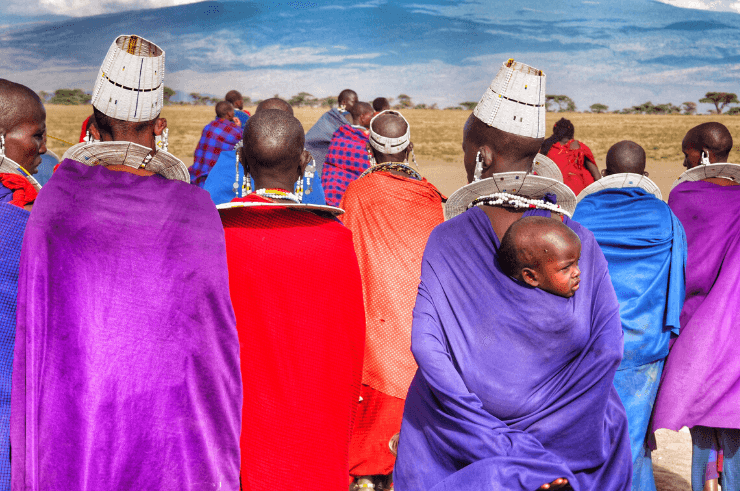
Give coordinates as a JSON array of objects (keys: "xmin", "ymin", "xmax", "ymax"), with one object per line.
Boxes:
[
  {"xmin": 473, "ymin": 150, "xmax": 484, "ymax": 182},
  {"xmin": 295, "ymin": 174, "xmax": 304, "ymax": 202},
  {"xmin": 234, "ymin": 141, "xmax": 243, "ymax": 197},
  {"xmin": 411, "ymin": 148, "xmax": 418, "ymax": 168},
  {"xmin": 0, "ymin": 134, "xmax": 5, "ymax": 157},
  {"xmin": 155, "ymin": 128, "xmax": 169, "ymax": 152},
  {"xmin": 367, "ymin": 145, "xmax": 377, "ymax": 166},
  {"xmin": 304, "ymin": 155, "xmax": 316, "ymax": 195}
]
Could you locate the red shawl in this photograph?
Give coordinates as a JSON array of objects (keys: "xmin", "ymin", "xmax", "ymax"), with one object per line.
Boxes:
[
  {"xmin": 547, "ymin": 140, "xmax": 596, "ymax": 195},
  {"xmin": 220, "ymin": 195, "xmax": 365, "ymax": 490},
  {"xmin": 340, "ymin": 172, "xmax": 445, "ymax": 399},
  {"xmin": 0, "ymin": 174, "xmax": 37, "ymax": 208}
]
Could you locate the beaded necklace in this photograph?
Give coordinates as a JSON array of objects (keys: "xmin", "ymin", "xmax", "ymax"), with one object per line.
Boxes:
[
  {"xmin": 359, "ymin": 162, "xmax": 422, "ymax": 180},
  {"xmin": 468, "ymin": 192, "xmax": 565, "ymax": 215},
  {"xmin": 253, "ymin": 188, "xmax": 302, "ymax": 204}
]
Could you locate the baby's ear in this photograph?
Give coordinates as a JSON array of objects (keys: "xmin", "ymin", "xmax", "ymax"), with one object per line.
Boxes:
[{"xmin": 521, "ymin": 268, "xmax": 539, "ymax": 288}]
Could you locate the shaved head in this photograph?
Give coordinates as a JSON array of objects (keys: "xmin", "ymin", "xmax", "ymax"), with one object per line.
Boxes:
[
  {"xmin": 216, "ymin": 100, "xmax": 234, "ymax": 119},
  {"xmin": 683, "ymin": 122, "xmax": 733, "ymax": 166},
  {"xmin": 338, "ymin": 89, "xmax": 358, "ymax": 109},
  {"xmin": 242, "ymin": 109, "xmax": 305, "ymax": 172},
  {"xmin": 225, "ymin": 90, "xmax": 243, "ymax": 109},
  {"xmin": 463, "ymin": 114, "xmax": 543, "ymax": 179},
  {"xmin": 0, "ymin": 79, "xmax": 47, "ymax": 173},
  {"xmin": 373, "ymin": 97, "xmax": 391, "ymax": 112},
  {"xmin": 370, "ymin": 112, "xmax": 410, "ymax": 163},
  {"xmin": 350, "ymin": 102, "xmax": 374, "ymax": 128},
  {"xmin": 255, "ymin": 97, "xmax": 293, "ymax": 115},
  {"xmin": 605, "ymin": 141, "xmax": 646, "ymax": 175}
]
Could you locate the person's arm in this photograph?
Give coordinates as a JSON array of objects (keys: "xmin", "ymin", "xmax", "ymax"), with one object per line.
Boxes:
[{"xmin": 580, "ymin": 142, "xmax": 601, "ymax": 181}]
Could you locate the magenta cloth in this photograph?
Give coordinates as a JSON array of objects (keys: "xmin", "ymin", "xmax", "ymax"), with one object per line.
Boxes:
[
  {"xmin": 394, "ymin": 208, "xmax": 632, "ymax": 491},
  {"xmin": 321, "ymin": 125, "xmax": 371, "ymax": 207},
  {"xmin": 10, "ymin": 159, "xmax": 242, "ymax": 490},
  {"xmin": 652, "ymin": 181, "xmax": 740, "ymax": 431}
]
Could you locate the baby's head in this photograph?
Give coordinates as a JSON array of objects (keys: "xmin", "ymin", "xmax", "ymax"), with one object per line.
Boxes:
[{"xmin": 499, "ymin": 216, "xmax": 581, "ymax": 298}]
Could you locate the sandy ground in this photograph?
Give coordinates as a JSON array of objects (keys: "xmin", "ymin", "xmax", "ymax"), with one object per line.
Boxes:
[{"xmin": 420, "ymin": 157, "xmax": 695, "ymax": 490}]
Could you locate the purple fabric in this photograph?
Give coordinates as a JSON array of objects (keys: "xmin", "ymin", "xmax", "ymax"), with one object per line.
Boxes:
[
  {"xmin": 653, "ymin": 181, "xmax": 740, "ymax": 431},
  {"xmin": 394, "ymin": 208, "xmax": 632, "ymax": 491},
  {"xmin": 11, "ymin": 159, "xmax": 242, "ymax": 490}
]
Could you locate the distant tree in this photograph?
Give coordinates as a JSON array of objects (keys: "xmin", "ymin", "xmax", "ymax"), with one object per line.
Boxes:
[
  {"xmin": 189, "ymin": 92, "xmax": 202, "ymax": 104},
  {"xmin": 590, "ymin": 103, "xmax": 608, "ymax": 113},
  {"xmin": 322, "ymin": 96, "xmax": 337, "ymax": 107},
  {"xmin": 37, "ymin": 91, "xmax": 50, "ymax": 102},
  {"xmin": 396, "ymin": 94, "xmax": 413, "ymax": 109},
  {"xmin": 728, "ymin": 107, "xmax": 740, "ymax": 115},
  {"xmin": 49, "ymin": 88, "xmax": 91, "ymax": 105},
  {"xmin": 459, "ymin": 101, "xmax": 477, "ymax": 111},
  {"xmin": 699, "ymin": 92, "xmax": 739, "ymax": 114},
  {"xmin": 414, "ymin": 103, "xmax": 428, "ymax": 109},
  {"xmin": 681, "ymin": 101, "xmax": 697, "ymax": 115},
  {"xmin": 288, "ymin": 92, "xmax": 315, "ymax": 107},
  {"xmin": 654, "ymin": 103, "xmax": 681, "ymax": 115},
  {"xmin": 430, "ymin": 103, "xmax": 439, "ymax": 110},
  {"xmin": 163, "ymin": 86, "xmax": 176, "ymax": 105},
  {"xmin": 545, "ymin": 95, "xmax": 576, "ymax": 112}
]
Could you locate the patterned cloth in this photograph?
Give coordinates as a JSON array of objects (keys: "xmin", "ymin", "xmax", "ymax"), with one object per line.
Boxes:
[
  {"xmin": 321, "ymin": 125, "xmax": 371, "ymax": 207},
  {"xmin": 188, "ymin": 118, "xmax": 242, "ymax": 187},
  {"xmin": 234, "ymin": 109, "xmax": 250, "ymax": 132},
  {"xmin": 305, "ymin": 108, "xmax": 351, "ymax": 179},
  {"xmin": 0, "ymin": 203, "xmax": 29, "ymax": 491}
]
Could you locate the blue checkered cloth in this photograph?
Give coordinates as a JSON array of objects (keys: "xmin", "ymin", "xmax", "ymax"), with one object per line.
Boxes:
[
  {"xmin": 188, "ymin": 118, "xmax": 242, "ymax": 188},
  {"xmin": 0, "ymin": 201, "xmax": 29, "ymax": 490}
]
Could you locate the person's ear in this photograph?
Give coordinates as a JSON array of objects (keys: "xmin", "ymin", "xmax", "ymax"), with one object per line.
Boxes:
[
  {"xmin": 702, "ymin": 148, "xmax": 715, "ymax": 165},
  {"xmin": 521, "ymin": 268, "xmax": 540, "ymax": 288},
  {"xmin": 643, "ymin": 171, "xmax": 649, "ymax": 177},
  {"xmin": 479, "ymin": 145, "xmax": 495, "ymax": 175},
  {"xmin": 153, "ymin": 117, "xmax": 167, "ymax": 137}
]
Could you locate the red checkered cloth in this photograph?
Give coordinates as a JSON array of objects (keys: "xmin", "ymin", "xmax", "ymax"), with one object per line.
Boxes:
[
  {"xmin": 321, "ymin": 125, "xmax": 371, "ymax": 207},
  {"xmin": 188, "ymin": 118, "xmax": 242, "ymax": 188}
]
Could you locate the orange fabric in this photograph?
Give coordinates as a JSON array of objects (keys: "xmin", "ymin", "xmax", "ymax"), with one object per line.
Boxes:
[
  {"xmin": 340, "ymin": 171, "xmax": 445, "ymax": 399},
  {"xmin": 221, "ymin": 198, "xmax": 365, "ymax": 491},
  {"xmin": 0, "ymin": 174, "xmax": 37, "ymax": 208},
  {"xmin": 349, "ymin": 384, "xmax": 405, "ymax": 477},
  {"xmin": 547, "ymin": 140, "xmax": 596, "ymax": 195}
]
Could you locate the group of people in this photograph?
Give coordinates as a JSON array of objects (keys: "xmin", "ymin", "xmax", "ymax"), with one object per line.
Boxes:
[{"xmin": 0, "ymin": 34, "xmax": 738, "ymax": 491}]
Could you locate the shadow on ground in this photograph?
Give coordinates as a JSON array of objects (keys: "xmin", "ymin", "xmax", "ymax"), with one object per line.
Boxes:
[{"xmin": 655, "ymin": 464, "xmax": 691, "ymax": 491}]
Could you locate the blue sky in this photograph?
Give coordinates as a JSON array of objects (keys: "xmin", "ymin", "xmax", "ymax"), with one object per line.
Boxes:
[{"xmin": 1, "ymin": 0, "xmax": 739, "ymax": 111}]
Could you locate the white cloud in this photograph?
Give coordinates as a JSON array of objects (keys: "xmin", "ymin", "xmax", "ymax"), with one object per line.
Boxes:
[
  {"xmin": 655, "ymin": 0, "xmax": 740, "ymax": 13},
  {"xmin": 4, "ymin": 0, "xmax": 202, "ymax": 17}
]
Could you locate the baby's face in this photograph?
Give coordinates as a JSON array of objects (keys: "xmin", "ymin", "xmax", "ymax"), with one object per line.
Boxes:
[{"xmin": 535, "ymin": 238, "xmax": 581, "ymax": 298}]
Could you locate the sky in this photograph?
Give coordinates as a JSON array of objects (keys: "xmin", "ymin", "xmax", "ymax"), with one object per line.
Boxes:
[{"xmin": 1, "ymin": 0, "xmax": 739, "ymax": 112}]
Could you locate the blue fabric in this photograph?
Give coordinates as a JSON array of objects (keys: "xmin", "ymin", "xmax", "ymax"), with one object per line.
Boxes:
[
  {"xmin": 0, "ymin": 202, "xmax": 29, "ymax": 491},
  {"xmin": 0, "ymin": 185, "xmax": 11, "ymax": 204},
  {"xmin": 573, "ymin": 187, "xmax": 687, "ymax": 368},
  {"xmin": 234, "ymin": 109, "xmax": 250, "ymax": 132},
  {"xmin": 395, "ymin": 207, "xmax": 632, "ymax": 491},
  {"xmin": 305, "ymin": 108, "xmax": 351, "ymax": 177},
  {"xmin": 690, "ymin": 426, "xmax": 740, "ymax": 491},
  {"xmin": 34, "ymin": 152, "xmax": 59, "ymax": 186},
  {"xmin": 613, "ymin": 359, "xmax": 664, "ymax": 491},
  {"xmin": 203, "ymin": 150, "xmax": 326, "ymax": 206}
]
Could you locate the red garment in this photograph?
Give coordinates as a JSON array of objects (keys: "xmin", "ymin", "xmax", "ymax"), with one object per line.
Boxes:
[
  {"xmin": 348, "ymin": 385, "xmax": 405, "ymax": 477},
  {"xmin": 221, "ymin": 194, "xmax": 365, "ymax": 491},
  {"xmin": 0, "ymin": 174, "xmax": 37, "ymax": 208},
  {"xmin": 79, "ymin": 115, "xmax": 92, "ymax": 143},
  {"xmin": 340, "ymin": 171, "xmax": 444, "ymax": 400},
  {"xmin": 547, "ymin": 140, "xmax": 596, "ymax": 195}
]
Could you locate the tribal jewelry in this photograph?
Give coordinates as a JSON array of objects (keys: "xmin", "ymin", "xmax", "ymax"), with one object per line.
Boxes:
[
  {"xmin": 254, "ymin": 188, "xmax": 302, "ymax": 204},
  {"xmin": 468, "ymin": 192, "xmax": 565, "ymax": 215},
  {"xmin": 0, "ymin": 134, "xmax": 4, "ymax": 156},
  {"xmin": 473, "ymin": 151, "xmax": 484, "ymax": 182},
  {"xmin": 295, "ymin": 175, "xmax": 304, "ymax": 201},
  {"xmin": 304, "ymin": 155, "xmax": 316, "ymax": 195},
  {"xmin": 155, "ymin": 128, "xmax": 169, "ymax": 152},
  {"xmin": 359, "ymin": 162, "xmax": 422, "ymax": 180}
]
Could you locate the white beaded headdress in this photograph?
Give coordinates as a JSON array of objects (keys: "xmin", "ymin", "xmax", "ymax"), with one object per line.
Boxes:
[
  {"xmin": 91, "ymin": 35, "xmax": 165, "ymax": 122},
  {"xmin": 368, "ymin": 110, "xmax": 411, "ymax": 154},
  {"xmin": 473, "ymin": 59, "xmax": 546, "ymax": 139}
]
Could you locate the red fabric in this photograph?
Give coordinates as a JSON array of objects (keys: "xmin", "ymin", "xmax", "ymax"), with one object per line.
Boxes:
[
  {"xmin": 348, "ymin": 385, "xmax": 405, "ymax": 477},
  {"xmin": 340, "ymin": 172, "xmax": 444, "ymax": 400},
  {"xmin": 79, "ymin": 115, "xmax": 91, "ymax": 143},
  {"xmin": 221, "ymin": 197, "xmax": 365, "ymax": 491},
  {"xmin": 547, "ymin": 140, "xmax": 596, "ymax": 195},
  {"xmin": 0, "ymin": 174, "xmax": 37, "ymax": 208}
]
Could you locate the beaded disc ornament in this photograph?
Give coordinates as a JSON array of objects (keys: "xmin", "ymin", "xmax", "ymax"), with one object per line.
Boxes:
[
  {"xmin": 216, "ymin": 201, "xmax": 344, "ymax": 216},
  {"xmin": 532, "ymin": 153, "xmax": 563, "ymax": 182},
  {"xmin": 0, "ymin": 136, "xmax": 42, "ymax": 191},
  {"xmin": 577, "ymin": 173, "xmax": 662, "ymax": 202},
  {"xmin": 671, "ymin": 162, "xmax": 740, "ymax": 191}
]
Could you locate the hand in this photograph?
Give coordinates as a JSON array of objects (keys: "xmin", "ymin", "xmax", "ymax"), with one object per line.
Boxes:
[
  {"xmin": 537, "ymin": 477, "xmax": 571, "ymax": 490},
  {"xmin": 233, "ymin": 116, "xmax": 241, "ymax": 125}
]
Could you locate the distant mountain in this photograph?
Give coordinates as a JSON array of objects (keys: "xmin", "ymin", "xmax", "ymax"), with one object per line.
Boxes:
[{"xmin": 1, "ymin": 0, "xmax": 739, "ymax": 110}]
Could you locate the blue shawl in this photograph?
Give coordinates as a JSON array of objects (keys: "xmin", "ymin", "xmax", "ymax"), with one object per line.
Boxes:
[
  {"xmin": 305, "ymin": 108, "xmax": 351, "ymax": 176},
  {"xmin": 394, "ymin": 207, "xmax": 632, "ymax": 491}
]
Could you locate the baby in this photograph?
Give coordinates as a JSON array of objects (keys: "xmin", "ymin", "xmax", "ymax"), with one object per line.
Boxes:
[{"xmin": 498, "ymin": 216, "xmax": 581, "ymax": 298}]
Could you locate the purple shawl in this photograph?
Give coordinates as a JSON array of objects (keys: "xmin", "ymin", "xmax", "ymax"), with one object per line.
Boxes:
[
  {"xmin": 394, "ymin": 208, "xmax": 632, "ymax": 491},
  {"xmin": 11, "ymin": 159, "xmax": 242, "ymax": 490},
  {"xmin": 653, "ymin": 181, "xmax": 740, "ymax": 431}
]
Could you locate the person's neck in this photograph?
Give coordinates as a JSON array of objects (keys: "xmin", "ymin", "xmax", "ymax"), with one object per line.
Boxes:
[
  {"xmin": 253, "ymin": 178, "xmax": 298, "ymax": 201},
  {"xmin": 98, "ymin": 133, "xmax": 156, "ymax": 176}
]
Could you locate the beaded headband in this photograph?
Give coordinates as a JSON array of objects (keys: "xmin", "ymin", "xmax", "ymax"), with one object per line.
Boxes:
[
  {"xmin": 368, "ymin": 110, "xmax": 411, "ymax": 154},
  {"xmin": 577, "ymin": 173, "xmax": 662, "ymax": 202}
]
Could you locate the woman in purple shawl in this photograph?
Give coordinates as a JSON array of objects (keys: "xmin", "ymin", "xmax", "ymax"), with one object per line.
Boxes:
[{"xmin": 394, "ymin": 63, "xmax": 631, "ymax": 491}]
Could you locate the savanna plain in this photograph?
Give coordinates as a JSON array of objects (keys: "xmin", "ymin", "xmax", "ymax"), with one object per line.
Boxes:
[{"xmin": 44, "ymin": 105, "xmax": 740, "ymax": 490}]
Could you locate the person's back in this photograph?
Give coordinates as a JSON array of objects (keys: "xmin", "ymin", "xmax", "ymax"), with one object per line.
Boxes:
[
  {"xmin": 304, "ymin": 89, "xmax": 356, "ymax": 180},
  {"xmin": 10, "ymin": 36, "xmax": 242, "ymax": 490},
  {"xmin": 221, "ymin": 109, "xmax": 365, "ymax": 489},
  {"xmin": 188, "ymin": 100, "xmax": 242, "ymax": 187}
]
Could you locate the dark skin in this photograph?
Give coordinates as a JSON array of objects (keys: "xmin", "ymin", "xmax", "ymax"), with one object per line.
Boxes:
[
  {"xmin": 681, "ymin": 122, "xmax": 737, "ymax": 187},
  {"xmin": 350, "ymin": 102, "xmax": 374, "ymax": 129},
  {"xmin": 463, "ymin": 115, "xmax": 572, "ymax": 491},
  {"xmin": 241, "ymin": 109, "xmax": 310, "ymax": 202},
  {"xmin": 462, "ymin": 114, "xmax": 562, "ymax": 242},
  {"xmin": 603, "ymin": 140, "xmax": 647, "ymax": 176},
  {"xmin": 255, "ymin": 98, "xmax": 294, "ymax": 115},
  {"xmin": 338, "ymin": 89, "xmax": 358, "ymax": 124},
  {"xmin": 368, "ymin": 112, "xmax": 414, "ymax": 177},
  {"xmin": 0, "ymin": 80, "xmax": 48, "ymax": 177}
]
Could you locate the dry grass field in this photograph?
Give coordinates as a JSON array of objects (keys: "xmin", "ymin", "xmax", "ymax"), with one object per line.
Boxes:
[
  {"xmin": 45, "ymin": 105, "xmax": 740, "ymax": 199},
  {"xmin": 43, "ymin": 104, "xmax": 724, "ymax": 489}
]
